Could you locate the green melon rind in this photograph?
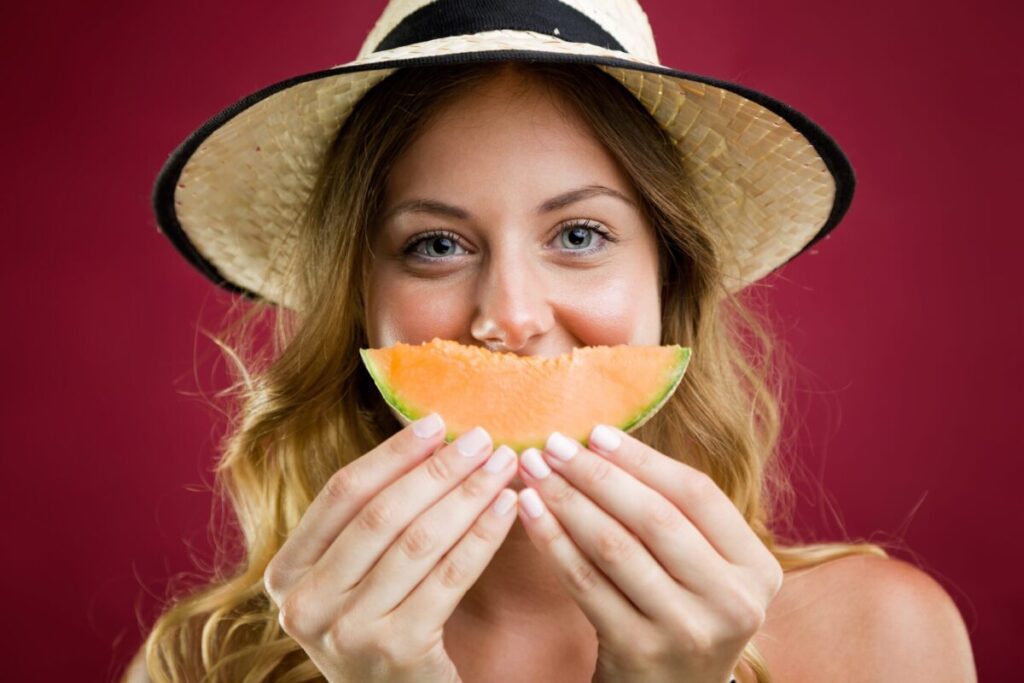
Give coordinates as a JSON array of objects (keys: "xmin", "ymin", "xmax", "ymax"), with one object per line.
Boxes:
[
  {"xmin": 360, "ymin": 347, "xmax": 465, "ymax": 444},
  {"xmin": 588, "ymin": 345, "xmax": 691, "ymax": 447},
  {"xmin": 360, "ymin": 345, "xmax": 692, "ymax": 449},
  {"xmin": 360, "ymin": 348, "xmax": 427, "ymax": 429}
]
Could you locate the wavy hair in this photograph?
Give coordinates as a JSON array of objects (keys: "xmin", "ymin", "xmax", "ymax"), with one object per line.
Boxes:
[{"xmin": 130, "ymin": 60, "xmax": 890, "ymax": 682}]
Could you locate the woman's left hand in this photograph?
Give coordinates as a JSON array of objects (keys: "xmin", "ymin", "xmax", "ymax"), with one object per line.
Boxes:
[{"xmin": 515, "ymin": 425, "xmax": 784, "ymax": 683}]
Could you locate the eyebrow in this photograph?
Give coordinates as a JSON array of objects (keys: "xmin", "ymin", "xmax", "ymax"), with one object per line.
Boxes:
[{"xmin": 380, "ymin": 184, "xmax": 638, "ymax": 223}]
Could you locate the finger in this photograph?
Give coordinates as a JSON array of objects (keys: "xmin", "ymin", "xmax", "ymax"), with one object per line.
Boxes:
[
  {"xmin": 513, "ymin": 486, "xmax": 645, "ymax": 636},
  {"xmin": 311, "ymin": 426, "xmax": 495, "ymax": 595},
  {"xmin": 396, "ymin": 486, "xmax": 519, "ymax": 630},
  {"xmin": 519, "ymin": 449, "xmax": 691, "ymax": 624},
  {"xmin": 264, "ymin": 412, "xmax": 447, "ymax": 600},
  {"xmin": 586, "ymin": 425, "xmax": 771, "ymax": 570},
  {"xmin": 345, "ymin": 445, "xmax": 518, "ymax": 619},
  {"xmin": 538, "ymin": 432, "xmax": 729, "ymax": 595}
]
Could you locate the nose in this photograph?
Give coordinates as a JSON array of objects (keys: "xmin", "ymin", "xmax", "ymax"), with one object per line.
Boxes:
[{"xmin": 470, "ymin": 249, "xmax": 553, "ymax": 353}]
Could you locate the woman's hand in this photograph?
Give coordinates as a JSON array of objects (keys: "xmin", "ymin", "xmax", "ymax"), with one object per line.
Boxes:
[
  {"xmin": 263, "ymin": 415, "xmax": 518, "ymax": 683},
  {"xmin": 515, "ymin": 425, "xmax": 783, "ymax": 683}
]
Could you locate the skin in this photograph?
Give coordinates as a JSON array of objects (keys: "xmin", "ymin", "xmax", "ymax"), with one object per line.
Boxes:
[
  {"xmin": 122, "ymin": 69, "xmax": 978, "ymax": 683},
  {"xmin": 360, "ymin": 69, "xmax": 977, "ymax": 683},
  {"xmin": 366, "ymin": 73, "xmax": 662, "ymax": 366},
  {"xmin": 365, "ymin": 69, "xmax": 663, "ymax": 678}
]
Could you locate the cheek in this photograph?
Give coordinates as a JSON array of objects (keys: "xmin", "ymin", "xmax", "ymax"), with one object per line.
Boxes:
[
  {"xmin": 367, "ymin": 275, "xmax": 471, "ymax": 348},
  {"xmin": 557, "ymin": 270, "xmax": 661, "ymax": 346},
  {"xmin": 365, "ymin": 251, "xmax": 662, "ymax": 349}
]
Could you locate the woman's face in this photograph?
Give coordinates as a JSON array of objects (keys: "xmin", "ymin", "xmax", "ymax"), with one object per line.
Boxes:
[{"xmin": 367, "ymin": 69, "xmax": 662, "ymax": 367}]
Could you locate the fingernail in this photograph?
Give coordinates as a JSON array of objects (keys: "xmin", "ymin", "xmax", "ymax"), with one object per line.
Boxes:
[
  {"xmin": 589, "ymin": 424, "xmax": 621, "ymax": 453},
  {"xmin": 519, "ymin": 488, "xmax": 546, "ymax": 518},
  {"xmin": 491, "ymin": 489, "xmax": 517, "ymax": 516},
  {"xmin": 484, "ymin": 445, "xmax": 515, "ymax": 473},
  {"xmin": 455, "ymin": 426, "xmax": 491, "ymax": 457},
  {"xmin": 521, "ymin": 448, "xmax": 551, "ymax": 479},
  {"xmin": 412, "ymin": 412, "xmax": 444, "ymax": 439},
  {"xmin": 545, "ymin": 431, "xmax": 579, "ymax": 461}
]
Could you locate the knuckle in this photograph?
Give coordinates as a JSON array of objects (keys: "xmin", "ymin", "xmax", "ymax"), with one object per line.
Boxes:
[
  {"xmin": 467, "ymin": 516, "xmax": 499, "ymax": 546},
  {"xmin": 436, "ymin": 553, "xmax": 470, "ymax": 590},
  {"xmin": 324, "ymin": 467, "xmax": 361, "ymax": 504},
  {"xmin": 565, "ymin": 560, "xmax": 601, "ymax": 595},
  {"xmin": 663, "ymin": 610, "xmax": 696, "ymax": 651},
  {"xmin": 663, "ymin": 614, "xmax": 713, "ymax": 656},
  {"xmin": 734, "ymin": 596, "xmax": 767, "ymax": 635},
  {"xmin": 535, "ymin": 519, "xmax": 566, "ymax": 549},
  {"xmin": 721, "ymin": 580, "xmax": 767, "ymax": 636},
  {"xmin": 364, "ymin": 628, "xmax": 421, "ymax": 669},
  {"xmin": 595, "ymin": 529, "xmax": 635, "ymax": 565},
  {"xmin": 646, "ymin": 498, "xmax": 684, "ymax": 534},
  {"xmin": 365, "ymin": 637, "xmax": 396, "ymax": 665},
  {"xmin": 357, "ymin": 498, "xmax": 394, "ymax": 533},
  {"xmin": 549, "ymin": 480, "xmax": 577, "ymax": 505},
  {"xmin": 663, "ymin": 603, "xmax": 694, "ymax": 639},
  {"xmin": 424, "ymin": 453, "xmax": 454, "ymax": 484},
  {"xmin": 630, "ymin": 632, "xmax": 669, "ymax": 664},
  {"xmin": 685, "ymin": 625, "xmax": 714, "ymax": 655},
  {"xmin": 380, "ymin": 613, "xmax": 434, "ymax": 666},
  {"xmin": 744, "ymin": 603, "xmax": 768, "ymax": 635},
  {"xmin": 458, "ymin": 471, "xmax": 491, "ymax": 499},
  {"xmin": 326, "ymin": 615, "xmax": 364, "ymax": 654},
  {"xmin": 583, "ymin": 456, "xmax": 614, "ymax": 488},
  {"xmin": 767, "ymin": 560, "xmax": 785, "ymax": 598},
  {"xmin": 398, "ymin": 522, "xmax": 437, "ymax": 560},
  {"xmin": 278, "ymin": 591, "xmax": 314, "ymax": 639},
  {"xmin": 681, "ymin": 470, "xmax": 717, "ymax": 504},
  {"xmin": 621, "ymin": 441, "xmax": 653, "ymax": 470},
  {"xmin": 263, "ymin": 562, "xmax": 287, "ymax": 602}
]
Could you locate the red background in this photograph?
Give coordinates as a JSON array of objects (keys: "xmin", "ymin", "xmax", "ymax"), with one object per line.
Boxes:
[{"xmin": 2, "ymin": 1, "xmax": 1018, "ymax": 680}]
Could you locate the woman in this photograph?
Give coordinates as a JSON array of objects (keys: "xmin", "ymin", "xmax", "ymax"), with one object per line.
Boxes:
[{"xmin": 131, "ymin": 2, "xmax": 976, "ymax": 681}]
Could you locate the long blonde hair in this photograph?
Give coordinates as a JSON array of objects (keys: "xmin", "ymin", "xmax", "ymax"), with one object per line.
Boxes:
[{"xmin": 134, "ymin": 60, "xmax": 890, "ymax": 682}]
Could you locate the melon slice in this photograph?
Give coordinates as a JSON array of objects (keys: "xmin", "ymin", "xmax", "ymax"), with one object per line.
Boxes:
[{"xmin": 359, "ymin": 338, "xmax": 691, "ymax": 452}]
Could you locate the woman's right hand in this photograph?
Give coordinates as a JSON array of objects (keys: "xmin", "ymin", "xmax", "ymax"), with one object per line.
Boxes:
[{"xmin": 263, "ymin": 413, "xmax": 518, "ymax": 683}]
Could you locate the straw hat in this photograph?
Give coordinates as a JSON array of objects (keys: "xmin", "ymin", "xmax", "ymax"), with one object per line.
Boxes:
[{"xmin": 152, "ymin": 0, "xmax": 855, "ymax": 311}]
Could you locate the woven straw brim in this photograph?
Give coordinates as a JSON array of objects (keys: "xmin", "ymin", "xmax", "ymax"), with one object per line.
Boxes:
[{"xmin": 153, "ymin": 29, "xmax": 854, "ymax": 311}]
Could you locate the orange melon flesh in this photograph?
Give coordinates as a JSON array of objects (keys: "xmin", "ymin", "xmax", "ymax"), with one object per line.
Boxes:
[{"xmin": 359, "ymin": 338, "xmax": 691, "ymax": 452}]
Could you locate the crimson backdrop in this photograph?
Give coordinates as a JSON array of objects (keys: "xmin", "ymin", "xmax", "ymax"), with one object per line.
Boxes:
[{"xmin": 2, "ymin": 1, "xmax": 1019, "ymax": 680}]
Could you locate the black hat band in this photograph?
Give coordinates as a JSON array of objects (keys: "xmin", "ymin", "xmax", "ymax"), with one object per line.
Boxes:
[{"xmin": 373, "ymin": 0, "xmax": 626, "ymax": 54}]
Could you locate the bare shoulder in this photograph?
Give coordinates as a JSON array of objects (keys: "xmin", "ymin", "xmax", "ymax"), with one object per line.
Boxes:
[
  {"xmin": 753, "ymin": 554, "xmax": 977, "ymax": 682},
  {"xmin": 121, "ymin": 645, "xmax": 151, "ymax": 683}
]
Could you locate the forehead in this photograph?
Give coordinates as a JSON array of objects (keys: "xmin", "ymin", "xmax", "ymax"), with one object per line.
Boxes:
[{"xmin": 382, "ymin": 73, "xmax": 640, "ymax": 213}]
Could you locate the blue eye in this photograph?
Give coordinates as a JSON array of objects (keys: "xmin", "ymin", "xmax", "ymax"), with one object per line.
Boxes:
[
  {"xmin": 401, "ymin": 221, "xmax": 616, "ymax": 262},
  {"xmin": 560, "ymin": 221, "xmax": 605, "ymax": 251},
  {"xmin": 402, "ymin": 230, "xmax": 466, "ymax": 259}
]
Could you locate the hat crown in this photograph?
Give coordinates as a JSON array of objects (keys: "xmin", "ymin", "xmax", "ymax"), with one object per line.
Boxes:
[{"xmin": 357, "ymin": 0, "xmax": 660, "ymax": 64}]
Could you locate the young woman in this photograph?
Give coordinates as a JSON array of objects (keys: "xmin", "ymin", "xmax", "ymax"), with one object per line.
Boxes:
[{"xmin": 132, "ymin": 2, "xmax": 976, "ymax": 681}]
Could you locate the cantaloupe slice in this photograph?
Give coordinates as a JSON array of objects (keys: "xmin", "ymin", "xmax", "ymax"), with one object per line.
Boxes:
[{"xmin": 359, "ymin": 338, "xmax": 691, "ymax": 452}]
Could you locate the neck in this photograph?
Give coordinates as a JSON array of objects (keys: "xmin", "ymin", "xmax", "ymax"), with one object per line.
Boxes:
[
  {"xmin": 449, "ymin": 519, "xmax": 594, "ymax": 634},
  {"xmin": 444, "ymin": 520, "xmax": 598, "ymax": 676}
]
